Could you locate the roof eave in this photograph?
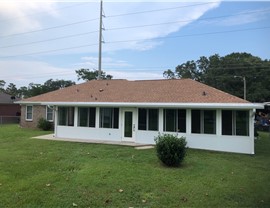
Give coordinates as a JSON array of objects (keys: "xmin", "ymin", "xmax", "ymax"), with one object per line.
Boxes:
[{"xmin": 17, "ymin": 101, "xmax": 263, "ymax": 109}]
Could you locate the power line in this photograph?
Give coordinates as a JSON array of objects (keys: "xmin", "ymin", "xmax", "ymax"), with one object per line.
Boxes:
[
  {"xmin": 105, "ymin": 26, "xmax": 270, "ymax": 44},
  {"xmin": 1, "ymin": 71, "xmax": 75, "ymax": 80},
  {"xmin": 108, "ymin": 66, "xmax": 270, "ymax": 70},
  {"xmin": 0, "ymin": 31, "xmax": 99, "ymax": 49},
  {"xmin": 105, "ymin": 8, "xmax": 270, "ymax": 31},
  {"xmin": 0, "ymin": 43, "xmax": 99, "ymax": 58},
  {"xmin": 0, "ymin": 18, "xmax": 99, "ymax": 39},
  {"xmin": 0, "ymin": 2, "xmax": 218, "ymax": 39},
  {"xmin": 2, "ymin": 8, "xmax": 269, "ymax": 49},
  {"xmin": 106, "ymin": 2, "xmax": 219, "ymax": 18},
  {"xmin": 1, "ymin": 26, "xmax": 269, "ymax": 59},
  {"xmin": 0, "ymin": 2, "xmax": 90, "ymax": 23}
]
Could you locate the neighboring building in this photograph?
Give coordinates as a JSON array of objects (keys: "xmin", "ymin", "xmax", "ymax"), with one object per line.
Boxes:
[
  {"xmin": 0, "ymin": 92, "xmax": 21, "ymax": 124},
  {"xmin": 17, "ymin": 79, "xmax": 263, "ymax": 154}
]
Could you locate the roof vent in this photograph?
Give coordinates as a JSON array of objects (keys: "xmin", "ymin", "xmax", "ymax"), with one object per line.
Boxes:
[
  {"xmin": 202, "ymin": 91, "xmax": 207, "ymax": 96},
  {"xmin": 99, "ymin": 89, "xmax": 104, "ymax": 92}
]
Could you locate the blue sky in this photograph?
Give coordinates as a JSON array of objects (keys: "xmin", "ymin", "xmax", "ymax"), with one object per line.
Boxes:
[{"xmin": 0, "ymin": 0, "xmax": 269, "ymax": 87}]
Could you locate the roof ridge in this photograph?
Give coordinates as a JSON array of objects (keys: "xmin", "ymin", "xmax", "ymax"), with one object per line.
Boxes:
[{"xmin": 132, "ymin": 78, "xmax": 191, "ymax": 82}]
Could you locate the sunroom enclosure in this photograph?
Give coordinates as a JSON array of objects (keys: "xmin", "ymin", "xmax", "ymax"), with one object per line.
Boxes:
[{"xmin": 54, "ymin": 106, "xmax": 254, "ymax": 154}]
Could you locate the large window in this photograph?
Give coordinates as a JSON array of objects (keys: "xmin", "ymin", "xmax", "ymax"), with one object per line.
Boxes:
[
  {"xmin": 78, "ymin": 107, "xmax": 96, "ymax": 127},
  {"xmin": 26, "ymin": 105, "xmax": 33, "ymax": 121},
  {"xmin": 46, "ymin": 106, "xmax": 53, "ymax": 122},
  {"xmin": 58, "ymin": 107, "xmax": 74, "ymax": 126},
  {"xmin": 222, "ymin": 110, "xmax": 249, "ymax": 136},
  {"xmin": 191, "ymin": 110, "xmax": 216, "ymax": 134},
  {"xmin": 163, "ymin": 109, "xmax": 186, "ymax": 132},
  {"xmin": 138, "ymin": 108, "xmax": 159, "ymax": 131},
  {"xmin": 100, "ymin": 108, "xmax": 119, "ymax": 129}
]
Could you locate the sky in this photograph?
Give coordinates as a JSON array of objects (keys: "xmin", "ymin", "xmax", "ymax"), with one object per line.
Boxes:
[{"xmin": 0, "ymin": 0, "xmax": 270, "ymax": 88}]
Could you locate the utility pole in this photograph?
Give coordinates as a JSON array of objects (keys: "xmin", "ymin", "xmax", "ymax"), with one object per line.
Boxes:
[
  {"xmin": 243, "ymin": 76, "xmax": 246, "ymax": 100},
  {"xmin": 98, "ymin": 0, "xmax": 104, "ymax": 80},
  {"xmin": 234, "ymin": 75, "xmax": 246, "ymax": 100}
]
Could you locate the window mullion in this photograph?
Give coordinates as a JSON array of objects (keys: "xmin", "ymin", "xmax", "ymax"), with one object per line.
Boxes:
[
  {"xmin": 146, "ymin": 109, "xmax": 149, "ymax": 130},
  {"xmin": 201, "ymin": 110, "xmax": 204, "ymax": 133},
  {"xmin": 232, "ymin": 111, "xmax": 236, "ymax": 135},
  {"xmin": 164, "ymin": 110, "xmax": 166, "ymax": 131}
]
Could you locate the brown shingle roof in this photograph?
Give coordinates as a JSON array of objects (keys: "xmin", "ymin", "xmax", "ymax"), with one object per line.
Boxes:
[{"xmin": 21, "ymin": 79, "xmax": 249, "ymax": 104}]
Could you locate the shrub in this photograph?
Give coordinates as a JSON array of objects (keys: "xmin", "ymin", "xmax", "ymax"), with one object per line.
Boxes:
[
  {"xmin": 37, "ymin": 118, "xmax": 53, "ymax": 131},
  {"xmin": 155, "ymin": 133, "xmax": 187, "ymax": 167}
]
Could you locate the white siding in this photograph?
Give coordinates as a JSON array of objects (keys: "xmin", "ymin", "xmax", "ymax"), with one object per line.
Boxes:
[{"xmin": 54, "ymin": 106, "xmax": 255, "ymax": 154}]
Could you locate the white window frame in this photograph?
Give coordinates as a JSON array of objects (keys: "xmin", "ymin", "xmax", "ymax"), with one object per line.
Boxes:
[
  {"xmin": 26, "ymin": 105, "xmax": 33, "ymax": 121},
  {"xmin": 46, "ymin": 106, "xmax": 54, "ymax": 122},
  {"xmin": 99, "ymin": 107, "xmax": 119, "ymax": 129},
  {"xmin": 221, "ymin": 110, "xmax": 249, "ymax": 136},
  {"xmin": 191, "ymin": 109, "xmax": 216, "ymax": 134},
  {"xmin": 138, "ymin": 108, "xmax": 159, "ymax": 131}
]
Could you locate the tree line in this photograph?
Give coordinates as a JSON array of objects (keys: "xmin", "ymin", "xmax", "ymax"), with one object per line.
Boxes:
[
  {"xmin": 0, "ymin": 69, "xmax": 112, "ymax": 99},
  {"xmin": 1, "ymin": 52, "xmax": 269, "ymax": 102},
  {"xmin": 163, "ymin": 52, "xmax": 270, "ymax": 102}
]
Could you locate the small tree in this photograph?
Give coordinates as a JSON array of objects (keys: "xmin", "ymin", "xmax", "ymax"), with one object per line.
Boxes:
[{"xmin": 155, "ymin": 134, "xmax": 187, "ymax": 167}]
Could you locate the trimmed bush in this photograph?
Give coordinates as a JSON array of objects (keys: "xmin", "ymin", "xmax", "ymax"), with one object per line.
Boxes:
[
  {"xmin": 37, "ymin": 118, "xmax": 53, "ymax": 131},
  {"xmin": 155, "ymin": 133, "xmax": 187, "ymax": 167}
]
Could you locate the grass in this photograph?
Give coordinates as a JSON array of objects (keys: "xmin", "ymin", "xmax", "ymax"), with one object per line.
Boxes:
[{"xmin": 0, "ymin": 124, "xmax": 269, "ymax": 207}]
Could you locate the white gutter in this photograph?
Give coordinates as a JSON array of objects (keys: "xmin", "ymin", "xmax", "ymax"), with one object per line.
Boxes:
[{"xmin": 16, "ymin": 101, "xmax": 264, "ymax": 109}]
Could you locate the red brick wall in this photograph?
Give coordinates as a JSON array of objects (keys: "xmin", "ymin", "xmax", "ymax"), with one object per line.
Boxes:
[
  {"xmin": 0, "ymin": 104, "xmax": 21, "ymax": 116},
  {"xmin": 20, "ymin": 105, "xmax": 46, "ymax": 129}
]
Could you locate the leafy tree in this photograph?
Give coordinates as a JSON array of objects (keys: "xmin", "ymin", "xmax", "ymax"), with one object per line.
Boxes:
[
  {"xmin": 42, "ymin": 79, "xmax": 75, "ymax": 94},
  {"xmin": 163, "ymin": 52, "xmax": 270, "ymax": 102},
  {"xmin": 164, "ymin": 60, "xmax": 203, "ymax": 81},
  {"xmin": 76, "ymin": 69, "xmax": 113, "ymax": 81},
  {"xmin": 163, "ymin": 69, "xmax": 175, "ymax": 79},
  {"xmin": 27, "ymin": 83, "xmax": 43, "ymax": 97},
  {"xmin": 5, "ymin": 83, "xmax": 18, "ymax": 96},
  {"xmin": 0, "ymin": 80, "xmax": 6, "ymax": 92},
  {"xmin": 25, "ymin": 79, "xmax": 75, "ymax": 98},
  {"xmin": 17, "ymin": 86, "xmax": 29, "ymax": 98},
  {"xmin": 205, "ymin": 53, "xmax": 270, "ymax": 102},
  {"xmin": 175, "ymin": 60, "xmax": 198, "ymax": 80},
  {"xmin": 1, "ymin": 79, "xmax": 75, "ymax": 98}
]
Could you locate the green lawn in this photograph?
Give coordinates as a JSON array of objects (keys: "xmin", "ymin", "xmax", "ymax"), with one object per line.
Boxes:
[{"xmin": 0, "ymin": 125, "xmax": 269, "ymax": 207}]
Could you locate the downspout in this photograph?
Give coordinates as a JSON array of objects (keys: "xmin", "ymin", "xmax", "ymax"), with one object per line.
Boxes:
[
  {"xmin": 251, "ymin": 109, "xmax": 255, "ymax": 154},
  {"xmin": 48, "ymin": 105, "xmax": 57, "ymax": 138},
  {"xmin": 54, "ymin": 106, "xmax": 58, "ymax": 138}
]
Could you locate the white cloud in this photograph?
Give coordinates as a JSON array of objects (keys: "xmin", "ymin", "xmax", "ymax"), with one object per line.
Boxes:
[
  {"xmin": 75, "ymin": 56, "xmax": 132, "ymax": 68},
  {"xmin": 102, "ymin": 2, "xmax": 221, "ymax": 52},
  {"xmin": 0, "ymin": 2, "xmax": 58, "ymax": 36},
  {"xmin": 0, "ymin": 1, "xmax": 221, "ymax": 57},
  {"xmin": 0, "ymin": 60, "xmax": 74, "ymax": 87},
  {"xmin": 202, "ymin": 8, "xmax": 270, "ymax": 26},
  {"xmin": 0, "ymin": 1, "xmax": 222, "ymax": 87},
  {"xmin": 220, "ymin": 9, "xmax": 269, "ymax": 26}
]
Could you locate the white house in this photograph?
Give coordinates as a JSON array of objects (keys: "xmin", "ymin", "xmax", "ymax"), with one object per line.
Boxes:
[{"xmin": 18, "ymin": 79, "xmax": 263, "ymax": 154}]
